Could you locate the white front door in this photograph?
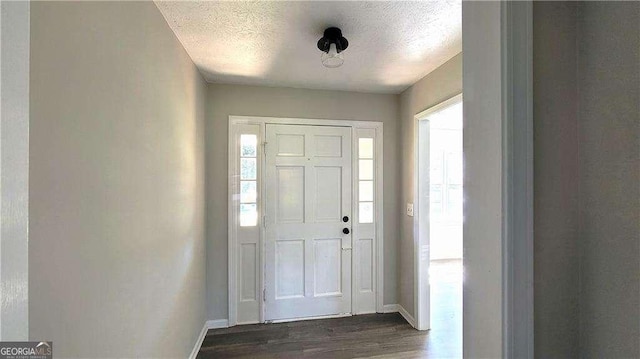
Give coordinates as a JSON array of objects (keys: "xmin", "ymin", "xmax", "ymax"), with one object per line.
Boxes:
[{"xmin": 264, "ymin": 124, "xmax": 352, "ymax": 321}]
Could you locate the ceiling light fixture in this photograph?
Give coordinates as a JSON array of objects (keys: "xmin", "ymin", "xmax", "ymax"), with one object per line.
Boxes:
[{"xmin": 317, "ymin": 27, "xmax": 349, "ymax": 68}]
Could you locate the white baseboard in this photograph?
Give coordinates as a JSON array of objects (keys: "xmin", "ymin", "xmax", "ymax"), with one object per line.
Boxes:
[
  {"xmin": 382, "ymin": 304, "xmax": 399, "ymax": 313},
  {"xmin": 189, "ymin": 319, "xmax": 229, "ymax": 359},
  {"xmin": 188, "ymin": 322, "xmax": 208, "ymax": 359},
  {"xmin": 207, "ymin": 319, "xmax": 229, "ymax": 329},
  {"xmin": 397, "ymin": 305, "xmax": 416, "ymax": 328},
  {"xmin": 381, "ymin": 304, "xmax": 416, "ymax": 328}
]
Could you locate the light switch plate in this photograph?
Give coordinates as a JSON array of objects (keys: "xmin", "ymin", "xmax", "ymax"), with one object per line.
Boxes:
[{"xmin": 406, "ymin": 203, "xmax": 414, "ymax": 217}]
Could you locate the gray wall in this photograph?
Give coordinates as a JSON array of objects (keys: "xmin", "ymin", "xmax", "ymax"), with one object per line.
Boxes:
[
  {"xmin": 206, "ymin": 84, "xmax": 399, "ymax": 320},
  {"xmin": 533, "ymin": 2, "xmax": 580, "ymax": 357},
  {"xmin": 397, "ymin": 53, "xmax": 462, "ymax": 317},
  {"xmin": 577, "ymin": 2, "xmax": 639, "ymax": 356},
  {"xmin": 533, "ymin": 2, "xmax": 639, "ymax": 357},
  {"xmin": 29, "ymin": 2, "xmax": 207, "ymax": 357}
]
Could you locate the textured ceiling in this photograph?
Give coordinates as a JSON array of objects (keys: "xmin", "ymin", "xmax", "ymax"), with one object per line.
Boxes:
[{"xmin": 155, "ymin": 1, "xmax": 461, "ymax": 94}]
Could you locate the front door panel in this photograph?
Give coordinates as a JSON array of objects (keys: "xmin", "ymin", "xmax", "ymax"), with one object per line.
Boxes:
[{"xmin": 265, "ymin": 124, "xmax": 352, "ymax": 321}]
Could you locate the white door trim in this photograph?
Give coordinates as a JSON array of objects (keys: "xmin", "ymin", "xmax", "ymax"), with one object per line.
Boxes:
[
  {"xmin": 228, "ymin": 116, "xmax": 384, "ymax": 326},
  {"xmin": 415, "ymin": 94, "xmax": 463, "ymax": 122},
  {"xmin": 461, "ymin": 1, "xmax": 534, "ymax": 357},
  {"xmin": 413, "ymin": 93, "xmax": 463, "ymax": 331}
]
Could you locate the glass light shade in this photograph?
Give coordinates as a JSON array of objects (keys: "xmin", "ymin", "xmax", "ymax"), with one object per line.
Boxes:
[{"xmin": 321, "ymin": 43, "xmax": 344, "ymax": 68}]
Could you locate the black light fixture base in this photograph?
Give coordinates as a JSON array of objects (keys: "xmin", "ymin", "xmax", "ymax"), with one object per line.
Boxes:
[{"xmin": 317, "ymin": 27, "xmax": 349, "ymax": 53}]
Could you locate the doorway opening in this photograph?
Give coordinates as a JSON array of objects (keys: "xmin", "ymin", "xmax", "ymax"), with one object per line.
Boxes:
[
  {"xmin": 228, "ymin": 117, "xmax": 384, "ymax": 326},
  {"xmin": 414, "ymin": 94, "xmax": 462, "ymax": 354}
]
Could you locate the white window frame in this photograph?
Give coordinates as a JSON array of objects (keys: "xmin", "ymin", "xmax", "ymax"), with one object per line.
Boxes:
[
  {"xmin": 228, "ymin": 123, "xmax": 262, "ymax": 325},
  {"xmin": 228, "ymin": 116, "xmax": 384, "ymax": 326},
  {"xmin": 353, "ymin": 127, "xmax": 382, "ymax": 314}
]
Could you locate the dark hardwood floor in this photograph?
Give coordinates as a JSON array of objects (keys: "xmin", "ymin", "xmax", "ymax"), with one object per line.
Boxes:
[
  {"xmin": 198, "ymin": 260, "xmax": 462, "ymax": 358},
  {"xmin": 198, "ymin": 314, "xmax": 419, "ymax": 358}
]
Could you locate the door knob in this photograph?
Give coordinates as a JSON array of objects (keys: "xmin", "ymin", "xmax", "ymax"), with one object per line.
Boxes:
[
  {"xmin": 343, "ymin": 228, "xmax": 350, "ymax": 235},
  {"xmin": 343, "ymin": 216, "xmax": 349, "ymax": 223}
]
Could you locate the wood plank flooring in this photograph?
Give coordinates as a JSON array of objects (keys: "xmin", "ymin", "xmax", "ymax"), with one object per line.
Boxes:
[
  {"xmin": 198, "ymin": 260, "xmax": 462, "ymax": 358},
  {"xmin": 198, "ymin": 314, "xmax": 437, "ymax": 358}
]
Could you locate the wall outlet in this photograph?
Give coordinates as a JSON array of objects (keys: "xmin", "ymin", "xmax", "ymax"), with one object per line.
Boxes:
[{"xmin": 406, "ymin": 203, "xmax": 414, "ymax": 217}]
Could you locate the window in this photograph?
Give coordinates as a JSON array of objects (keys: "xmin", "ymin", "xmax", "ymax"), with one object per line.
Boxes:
[
  {"xmin": 358, "ymin": 138, "xmax": 374, "ymax": 223},
  {"xmin": 240, "ymin": 134, "xmax": 258, "ymax": 226}
]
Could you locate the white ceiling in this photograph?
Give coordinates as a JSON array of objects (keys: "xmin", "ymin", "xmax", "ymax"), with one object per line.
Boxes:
[{"xmin": 155, "ymin": 1, "xmax": 461, "ymax": 94}]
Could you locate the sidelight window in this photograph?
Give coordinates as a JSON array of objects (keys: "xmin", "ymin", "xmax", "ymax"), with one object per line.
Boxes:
[
  {"xmin": 240, "ymin": 134, "xmax": 258, "ymax": 226},
  {"xmin": 358, "ymin": 138, "xmax": 375, "ymax": 223}
]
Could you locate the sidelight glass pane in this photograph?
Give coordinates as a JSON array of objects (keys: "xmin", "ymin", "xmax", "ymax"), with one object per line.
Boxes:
[
  {"xmin": 240, "ymin": 158, "xmax": 257, "ymax": 180},
  {"xmin": 359, "ymin": 138, "xmax": 374, "ymax": 159},
  {"xmin": 240, "ymin": 203, "xmax": 258, "ymax": 227},
  {"xmin": 359, "ymin": 180, "xmax": 374, "ymax": 202},
  {"xmin": 359, "ymin": 202, "xmax": 374, "ymax": 223},
  {"xmin": 240, "ymin": 180, "xmax": 257, "ymax": 203},
  {"xmin": 359, "ymin": 159, "xmax": 373, "ymax": 180},
  {"xmin": 241, "ymin": 134, "xmax": 257, "ymax": 157}
]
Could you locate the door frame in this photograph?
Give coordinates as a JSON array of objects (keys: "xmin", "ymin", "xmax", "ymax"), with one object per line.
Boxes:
[
  {"xmin": 409, "ymin": 2, "xmax": 534, "ymax": 356},
  {"xmin": 413, "ymin": 93, "xmax": 463, "ymax": 331},
  {"xmin": 228, "ymin": 116, "xmax": 384, "ymax": 326},
  {"xmin": 461, "ymin": 1, "xmax": 534, "ymax": 357}
]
